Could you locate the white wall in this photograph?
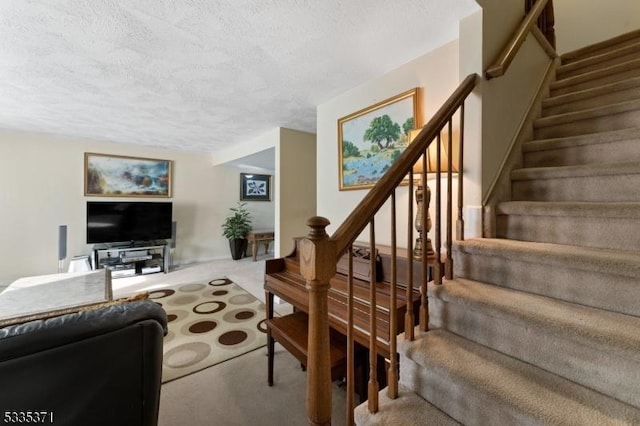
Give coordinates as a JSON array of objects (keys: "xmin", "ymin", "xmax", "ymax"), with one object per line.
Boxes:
[
  {"xmin": 461, "ymin": 0, "xmax": 638, "ymax": 234},
  {"xmin": 0, "ymin": 129, "xmax": 274, "ymax": 285},
  {"xmin": 211, "ymin": 128, "xmax": 279, "ymax": 166},
  {"xmin": 212, "ymin": 164, "xmax": 276, "ymax": 257},
  {"xmin": 554, "ymin": 0, "xmax": 640, "ymax": 54},
  {"xmin": 457, "ymin": 2, "xmax": 553, "ymax": 240},
  {"xmin": 211, "ymin": 126, "xmax": 314, "ymax": 258},
  {"xmin": 316, "ymin": 41, "xmax": 461, "ymax": 248},
  {"xmin": 478, "ymin": 1, "xmax": 552, "ymax": 197},
  {"xmin": 276, "ymin": 128, "xmax": 316, "ymax": 256},
  {"xmin": 459, "ymin": 10, "xmax": 484, "ymax": 237}
]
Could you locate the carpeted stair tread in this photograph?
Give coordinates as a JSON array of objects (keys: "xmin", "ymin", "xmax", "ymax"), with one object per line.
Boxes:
[
  {"xmin": 354, "ymin": 385, "xmax": 461, "ymax": 426},
  {"xmin": 542, "ymin": 76, "xmax": 640, "ymax": 115},
  {"xmin": 511, "ymin": 160, "xmax": 640, "ymax": 180},
  {"xmin": 428, "ymin": 278, "xmax": 640, "ymax": 408},
  {"xmin": 534, "ymin": 98, "xmax": 640, "ymax": 130},
  {"xmin": 428, "ymin": 278, "xmax": 640, "ymax": 355},
  {"xmin": 561, "ymin": 29, "xmax": 640, "ymax": 64},
  {"xmin": 362, "ymin": 30, "xmax": 640, "ymax": 426},
  {"xmin": 521, "ymin": 127, "xmax": 640, "ymax": 167},
  {"xmin": 550, "ymin": 57, "xmax": 640, "ymax": 94},
  {"xmin": 454, "ymin": 238, "xmax": 640, "ymax": 280},
  {"xmin": 557, "ymin": 41, "xmax": 640, "ymax": 78},
  {"xmin": 400, "ymin": 330, "xmax": 640, "ymax": 425},
  {"xmin": 522, "ymin": 127, "xmax": 640, "ymax": 153},
  {"xmin": 453, "ymin": 239, "xmax": 640, "ymax": 317},
  {"xmin": 544, "ymin": 75, "xmax": 640, "ymax": 107},
  {"xmin": 510, "ymin": 160, "xmax": 640, "ymax": 202},
  {"xmin": 496, "ymin": 200, "xmax": 640, "ymax": 218},
  {"xmin": 495, "ymin": 208, "xmax": 640, "ymax": 252}
]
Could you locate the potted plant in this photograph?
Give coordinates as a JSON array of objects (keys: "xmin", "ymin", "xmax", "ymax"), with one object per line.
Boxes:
[{"xmin": 221, "ymin": 202, "xmax": 252, "ymax": 260}]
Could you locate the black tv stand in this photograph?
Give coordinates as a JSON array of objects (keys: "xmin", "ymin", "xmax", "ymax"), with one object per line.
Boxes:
[{"xmin": 90, "ymin": 240, "xmax": 169, "ymax": 278}]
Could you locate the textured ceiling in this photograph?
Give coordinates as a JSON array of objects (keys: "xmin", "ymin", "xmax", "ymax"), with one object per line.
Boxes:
[{"xmin": 0, "ymin": 1, "xmax": 479, "ymax": 154}]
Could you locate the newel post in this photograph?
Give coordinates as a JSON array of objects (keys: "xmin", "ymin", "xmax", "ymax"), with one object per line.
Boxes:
[{"xmin": 299, "ymin": 216, "xmax": 336, "ymax": 426}]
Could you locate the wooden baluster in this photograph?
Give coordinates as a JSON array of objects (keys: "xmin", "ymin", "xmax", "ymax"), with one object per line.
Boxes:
[
  {"xmin": 545, "ymin": 0, "xmax": 556, "ymax": 48},
  {"xmin": 538, "ymin": 5, "xmax": 546, "ymax": 34},
  {"xmin": 387, "ymin": 192, "xmax": 398, "ymax": 399},
  {"xmin": 405, "ymin": 171, "xmax": 415, "ymax": 341},
  {"xmin": 368, "ymin": 219, "xmax": 379, "ymax": 413},
  {"xmin": 419, "ymin": 151, "xmax": 429, "ymax": 332},
  {"xmin": 445, "ymin": 119, "xmax": 454, "ymax": 280},
  {"xmin": 299, "ymin": 216, "xmax": 336, "ymax": 426},
  {"xmin": 525, "ymin": 0, "xmax": 534, "ymax": 12},
  {"xmin": 434, "ymin": 133, "xmax": 443, "ymax": 285},
  {"xmin": 457, "ymin": 103, "xmax": 465, "ymax": 241},
  {"xmin": 346, "ymin": 245, "xmax": 354, "ymax": 426}
]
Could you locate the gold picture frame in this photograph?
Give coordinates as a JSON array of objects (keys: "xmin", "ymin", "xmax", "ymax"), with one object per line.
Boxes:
[
  {"xmin": 338, "ymin": 88, "xmax": 421, "ymax": 190},
  {"xmin": 84, "ymin": 153, "xmax": 173, "ymax": 197}
]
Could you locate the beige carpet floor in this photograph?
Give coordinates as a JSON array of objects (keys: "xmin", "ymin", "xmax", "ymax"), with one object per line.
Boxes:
[{"xmin": 113, "ymin": 254, "xmax": 348, "ymax": 426}]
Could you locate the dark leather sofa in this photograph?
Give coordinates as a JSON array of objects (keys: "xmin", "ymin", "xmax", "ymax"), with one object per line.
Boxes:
[{"xmin": 0, "ymin": 299, "xmax": 167, "ymax": 426}]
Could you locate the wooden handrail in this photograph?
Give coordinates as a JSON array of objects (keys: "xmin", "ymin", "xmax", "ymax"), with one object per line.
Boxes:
[
  {"xmin": 486, "ymin": 0, "xmax": 553, "ymax": 79},
  {"xmin": 531, "ymin": 25, "xmax": 557, "ymax": 59},
  {"xmin": 527, "ymin": 0, "xmax": 555, "ymax": 48},
  {"xmin": 299, "ymin": 4, "xmax": 557, "ymax": 424},
  {"xmin": 301, "ymin": 73, "xmax": 479, "ymax": 425},
  {"xmin": 330, "ymin": 73, "xmax": 479, "ymax": 258}
]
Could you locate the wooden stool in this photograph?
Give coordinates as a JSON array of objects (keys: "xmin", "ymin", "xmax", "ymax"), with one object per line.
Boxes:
[{"xmin": 266, "ymin": 311, "xmax": 348, "ymax": 386}]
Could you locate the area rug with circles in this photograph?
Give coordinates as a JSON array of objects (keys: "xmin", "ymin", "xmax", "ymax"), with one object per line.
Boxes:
[{"xmin": 148, "ymin": 277, "xmax": 267, "ymax": 383}]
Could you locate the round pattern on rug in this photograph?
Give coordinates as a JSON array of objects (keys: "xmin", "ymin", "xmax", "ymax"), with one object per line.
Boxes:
[
  {"xmin": 148, "ymin": 289, "xmax": 176, "ymax": 299},
  {"xmin": 187, "ymin": 320, "xmax": 218, "ymax": 334},
  {"xmin": 153, "ymin": 278, "xmax": 267, "ymax": 383},
  {"xmin": 179, "ymin": 319, "xmax": 219, "ymax": 336},
  {"xmin": 235, "ymin": 310, "xmax": 255, "ymax": 320},
  {"xmin": 209, "ymin": 278, "xmax": 232, "ymax": 286},
  {"xmin": 228, "ymin": 293, "xmax": 256, "ymax": 305},
  {"xmin": 168, "ymin": 294, "xmax": 200, "ymax": 306},
  {"xmin": 222, "ymin": 308, "xmax": 257, "ymax": 323},
  {"xmin": 164, "ymin": 342, "xmax": 211, "ymax": 368},
  {"xmin": 218, "ymin": 330, "xmax": 248, "ymax": 346},
  {"xmin": 193, "ymin": 301, "xmax": 226, "ymax": 314},
  {"xmin": 178, "ymin": 283, "xmax": 206, "ymax": 292}
]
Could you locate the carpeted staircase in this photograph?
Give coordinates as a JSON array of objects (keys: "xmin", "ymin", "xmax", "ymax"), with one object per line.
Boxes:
[{"xmin": 355, "ymin": 30, "xmax": 640, "ymax": 425}]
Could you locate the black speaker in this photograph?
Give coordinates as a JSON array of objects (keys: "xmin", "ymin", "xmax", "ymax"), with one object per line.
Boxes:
[
  {"xmin": 58, "ymin": 225, "xmax": 67, "ymax": 261},
  {"xmin": 170, "ymin": 221, "xmax": 177, "ymax": 249}
]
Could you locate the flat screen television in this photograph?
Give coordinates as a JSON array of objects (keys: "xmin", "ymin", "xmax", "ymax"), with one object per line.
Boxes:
[{"xmin": 87, "ymin": 201, "xmax": 172, "ymax": 244}]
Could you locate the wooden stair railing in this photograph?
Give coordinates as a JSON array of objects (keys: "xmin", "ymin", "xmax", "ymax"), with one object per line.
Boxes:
[
  {"xmin": 486, "ymin": 0, "xmax": 557, "ymax": 79},
  {"xmin": 299, "ymin": 73, "xmax": 478, "ymax": 425},
  {"xmin": 296, "ymin": 2, "xmax": 557, "ymax": 424},
  {"xmin": 526, "ymin": 0, "xmax": 555, "ymax": 49}
]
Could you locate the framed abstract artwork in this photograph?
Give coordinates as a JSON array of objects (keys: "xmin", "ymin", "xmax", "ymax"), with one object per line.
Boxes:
[
  {"xmin": 240, "ymin": 173, "xmax": 271, "ymax": 201},
  {"xmin": 84, "ymin": 153, "xmax": 172, "ymax": 197},
  {"xmin": 338, "ymin": 87, "xmax": 421, "ymax": 190}
]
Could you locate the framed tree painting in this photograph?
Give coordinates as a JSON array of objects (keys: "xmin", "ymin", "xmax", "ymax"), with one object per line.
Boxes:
[
  {"xmin": 240, "ymin": 173, "xmax": 271, "ymax": 201},
  {"xmin": 338, "ymin": 88, "xmax": 421, "ymax": 190},
  {"xmin": 84, "ymin": 153, "xmax": 172, "ymax": 197}
]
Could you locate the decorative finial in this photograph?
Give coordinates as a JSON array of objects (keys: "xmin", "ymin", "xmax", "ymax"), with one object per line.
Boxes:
[{"xmin": 306, "ymin": 216, "xmax": 330, "ymax": 240}]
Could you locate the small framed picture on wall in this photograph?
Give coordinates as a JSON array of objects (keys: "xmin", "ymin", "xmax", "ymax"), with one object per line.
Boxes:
[{"xmin": 240, "ymin": 173, "xmax": 271, "ymax": 201}]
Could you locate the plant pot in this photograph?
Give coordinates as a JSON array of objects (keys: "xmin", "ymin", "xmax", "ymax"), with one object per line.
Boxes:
[{"xmin": 229, "ymin": 238, "xmax": 247, "ymax": 260}]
